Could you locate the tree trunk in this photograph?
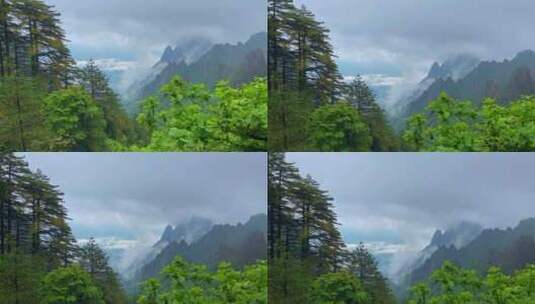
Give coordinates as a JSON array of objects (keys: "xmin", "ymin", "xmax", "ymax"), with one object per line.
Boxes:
[{"xmin": 14, "ymin": 77, "xmax": 26, "ymax": 150}]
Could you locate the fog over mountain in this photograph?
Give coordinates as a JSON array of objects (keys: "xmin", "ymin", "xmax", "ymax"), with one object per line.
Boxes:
[
  {"xmin": 295, "ymin": 0, "xmax": 535, "ymax": 111},
  {"xmin": 287, "ymin": 153, "xmax": 535, "ymax": 278},
  {"xmin": 19, "ymin": 153, "xmax": 267, "ymax": 275},
  {"xmin": 42, "ymin": 0, "xmax": 266, "ymax": 100}
]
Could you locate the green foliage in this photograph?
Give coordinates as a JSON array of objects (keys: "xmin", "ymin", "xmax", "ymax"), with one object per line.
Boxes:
[
  {"xmin": 310, "ymin": 272, "xmax": 369, "ymax": 304},
  {"xmin": 308, "ymin": 102, "xmax": 372, "ymax": 151},
  {"xmin": 268, "ymin": 90, "xmax": 313, "ymax": 151},
  {"xmin": 0, "ymin": 154, "xmax": 128, "ymax": 303},
  {"xmin": 268, "ymin": 153, "xmax": 395, "ymax": 303},
  {"xmin": 78, "ymin": 59, "xmax": 137, "ymax": 145},
  {"xmin": 41, "ymin": 266, "xmax": 104, "ymax": 304},
  {"xmin": 347, "ymin": 244, "xmax": 396, "ymax": 304},
  {"xmin": 403, "ymin": 92, "xmax": 535, "ymax": 151},
  {"xmin": 268, "ymin": 0, "xmax": 399, "ymax": 152},
  {"xmin": 132, "ymin": 76, "xmax": 267, "ymax": 152},
  {"xmin": 268, "ymin": 256, "xmax": 315, "ymax": 304},
  {"xmin": 137, "ymin": 256, "xmax": 267, "ymax": 304},
  {"xmin": 210, "ymin": 78, "xmax": 267, "ymax": 151},
  {"xmin": 343, "ymin": 75, "xmax": 399, "ymax": 151},
  {"xmin": 137, "ymin": 279, "xmax": 161, "ymax": 304},
  {"xmin": 408, "ymin": 261, "xmax": 535, "ymax": 304},
  {"xmin": 79, "ymin": 238, "xmax": 128, "ymax": 304},
  {"xmin": 0, "ymin": 76, "xmax": 49, "ymax": 150},
  {"xmin": 0, "ymin": 251, "xmax": 45, "ymax": 304},
  {"xmin": 136, "ymin": 96, "xmax": 161, "ymax": 136},
  {"xmin": 42, "ymin": 87, "xmax": 107, "ymax": 151}
]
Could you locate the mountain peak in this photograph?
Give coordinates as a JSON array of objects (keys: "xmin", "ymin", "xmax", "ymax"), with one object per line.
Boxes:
[
  {"xmin": 160, "ymin": 46, "xmax": 176, "ymax": 63},
  {"xmin": 428, "ymin": 62, "xmax": 441, "ymax": 78},
  {"xmin": 426, "ymin": 221, "xmax": 483, "ymax": 251},
  {"xmin": 513, "ymin": 49, "xmax": 535, "ymax": 61},
  {"xmin": 425, "ymin": 54, "xmax": 480, "ymax": 81},
  {"xmin": 161, "ymin": 224, "xmax": 175, "ymax": 242},
  {"xmin": 154, "ymin": 216, "xmax": 214, "ymax": 247},
  {"xmin": 515, "ymin": 217, "xmax": 535, "ymax": 233},
  {"xmin": 158, "ymin": 37, "xmax": 213, "ymax": 65}
]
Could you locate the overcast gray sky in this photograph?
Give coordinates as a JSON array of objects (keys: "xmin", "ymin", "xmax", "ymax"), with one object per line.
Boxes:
[
  {"xmin": 45, "ymin": 0, "xmax": 266, "ymax": 64},
  {"xmin": 287, "ymin": 153, "xmax": 535, "ymax": 252},
  {"xmin": 295, "ymin": 0, "xmax": 535, "ymax": 84},
  {"xmin": 20, "ymin": 153, "xmax": 266, "ymax": 244}
]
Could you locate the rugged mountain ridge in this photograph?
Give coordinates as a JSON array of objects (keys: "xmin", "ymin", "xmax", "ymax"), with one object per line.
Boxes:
[
  {"xmin": 124, "ymin": 32, "xmax": 267, "ymax": 114},
  {"xmin": 127, "ymin": 214, "xmax": 267, "ymax": 292},
  {"xmin": 392, "ymin": 221, "xmax": 483, "ymax": 284},
  {"xmin": 402, "ymin": 50, "xmax": 535, "ymax": 117},
  {"xmin": 154, "ymin": 216, "xmax": 213, "ymax": 248},
  {"xmin": 409, "ymin": 218, "xmax": 535, "ymax": 285},
  {"xmin": 159, "ymin": 37, "xmax": 213, "ymax": 65}
]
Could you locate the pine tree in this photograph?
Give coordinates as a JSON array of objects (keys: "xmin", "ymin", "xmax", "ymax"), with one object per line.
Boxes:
[
  {"xmin": 78, "ymin": 60, "xmax": 134, "ymax": 143},
  {"xmin": 343, "ymin": 75, "xmax": 399, "ymax": 151},
  {"xmin": 269, "ymin": 153, "xmax": 349, "ymax": 302},
  {"xmin": 346, "ymin": 243, "xmax": 396, "ymax": 304},
  {"xmin": 80, "ymin": 238, "xmax": 128, "ymax": 304}
]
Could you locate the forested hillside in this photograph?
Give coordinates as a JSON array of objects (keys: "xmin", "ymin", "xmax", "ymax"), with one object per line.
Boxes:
[
  {"xmin": 268, "ymin": 0, "xmax": 535, "ymax": 152},
  {"xmin": 268, "ymin": 0, "xmax": 397, "ymax": 152},
  {"xmin": 130, "ymin": 32, "xmax": 267, "ymax": 110},
  {"xmin": 268, "ymin": 153, "xmax": 535, "ymax": 303},
  {"xmin": 0, "ymin": 153, "xmax": 127, "ymax": 303},
  {"xmin": 268, "ymin": 153, "xmax": 396, "ymax": 303},
  {"xmin": 0, "ymin": 0, "xmax": 267, "ymax": 152},
  {"xmin": 130, "ymin": 214, "xmax": 267, "ymax": 293},
  {"xmin": 405, "ymin": 225, "xmax": 535, "ymax": 304}
]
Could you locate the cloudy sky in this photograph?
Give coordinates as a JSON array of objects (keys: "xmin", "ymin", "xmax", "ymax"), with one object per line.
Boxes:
[
  {"xmin": 45, "ymin": 0, "xmax": 266, "ymax": 66},
  {"xmin": 287, "ymin": 153, "xmax": 535, "ymax": 255},
  {"xmin": 20, "ymin": 153, "xmax": 266, "ymax": 245},
  {"xmin": 295, "ymin": 0, "xmax": 535, "ymax": 86}
]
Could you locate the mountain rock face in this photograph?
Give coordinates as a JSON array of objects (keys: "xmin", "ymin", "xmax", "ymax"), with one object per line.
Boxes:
[
  {"xmin": 402, "ymin": 50, "xmax": 535, "ymax": 117},
  {"xmin": 159, "ymin": 37, "xmax": 213, "ymax": 65},
  {"xmin": 389, "ymin": 54, "xmax": 480, "ymax": 129},
  {"xmin": 408, "ymin": 218, "xmax": 535, "ymax": 285},
  {"xmin": 154, "ymin": 216, "xmax": 213, "ymax": 248},
  {"xmin": 123, "ymin": 32, "xmax": 267, "ymax": 114},
  {"xmin": 392, "ymin": 221, "xmax": 483, "ymax": 284},
  {"xmin": 127, "ymin": 214, "xmax": 267, "ymax": 292},
  {"xmin": 425, "ymin": 54, "xmax": 480, "ymax": 81}
]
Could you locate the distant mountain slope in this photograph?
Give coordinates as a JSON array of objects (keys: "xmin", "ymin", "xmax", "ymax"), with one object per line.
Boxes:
[
  {"xmin": 391, "ymin": 222, "xmax": 482, "ymax": 288},
  {"xmin": 408, "ymin": 218, "xmax": 535, "ymax": 285},
  {"xmin": 403, "ymin": 50, "xmax": 535, "ymax": 117},
  {"xmin": 128, "ymin": 214, "xmax": 267, "ymax": 291},
  {"xmin": 124, "ymin": 32, "xmax": 267, "ymax": 114},
  {"xmin": 154, "ymin": 216, "xmax": 213, "ymax": 248},
  {"xmin": 159, "ymin": 37, "xmax": 213, "ymax": 65}
]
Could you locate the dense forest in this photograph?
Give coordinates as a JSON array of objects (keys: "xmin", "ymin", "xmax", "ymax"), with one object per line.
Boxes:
[
  {"xmin": 0, "ymin": 153, "xmax": 269, "ymax": 304},
  {"xmin": 267, "ymin": 0, "xmax": 535, "ymax": 152},
  {"xmin": 136, "ymin": 257, "xmax": 267, "ymax": 303},
  {"xmin": 268, "ymin": 153, "xmax": 535, "ymax": 303},
  {"xmin": 0, "ymin": 153, "xmax": 128, "ymax": 303},
  {"xmin": 128, "ymin": 214, "xmax": 268, "ymax": 296},
  {"xmin": 407, "ymin": 262, "xmax": 535, "ymax": 303},
  {"xmin": 0, "ymin": 0, "xmax": 267, "ymax": 152},
  {"xmin": 268, "ymin": 153, "xmax": 396, "ymax": 303}
]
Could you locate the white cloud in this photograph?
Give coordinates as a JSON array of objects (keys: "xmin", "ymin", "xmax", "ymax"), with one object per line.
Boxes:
[
  {"xmin": 76, "ymin": 58, "xmax": 137, "ymax": 71},
  {"xmin": 347, "ymin": 241, "xmax": 413, "ymax": 255},
  {"xmin": 344, "ymin": 74, "xmax": 405, "ymax": 87},
  {"xmin": 78, "ymin": 237, "xmax": 140, "ymax": 250}
]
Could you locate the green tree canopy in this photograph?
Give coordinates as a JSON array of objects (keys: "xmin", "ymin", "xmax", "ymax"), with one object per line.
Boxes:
[
  {"xmin": 403, "ymin": 92, "xmax": 535, "ymax": 151},
  {"xmin": 41, "ymin": 265, "xmax": 104, "ymax": 304},
  {"xmin": 42, "ymin": 87, "xmax": 107, "ymax": 151},
  {"xmin": 137, "ymin": 256, "xmax": 267, "ymax": 304},
  {"xmin": 308, "ymin": 102, "xmax": 372, "ymax": 151},
  {"xmin": 310, "ymin": 271, "xmax": 369, "ymax": 304}
]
